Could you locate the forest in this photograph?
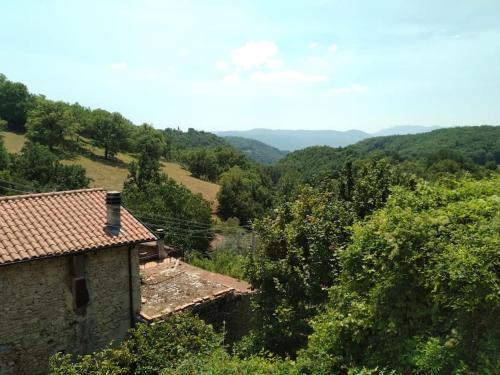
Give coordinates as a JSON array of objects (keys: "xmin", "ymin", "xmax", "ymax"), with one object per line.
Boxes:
[{"xmin": 0, "ymin": 73, "xmax": 499, "ymax": 374}]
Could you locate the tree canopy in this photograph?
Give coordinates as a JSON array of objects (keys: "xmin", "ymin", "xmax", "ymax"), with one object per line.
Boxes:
[{"xmin": 299, "ymin": 175, "xmax": 500, "ymax": 374}]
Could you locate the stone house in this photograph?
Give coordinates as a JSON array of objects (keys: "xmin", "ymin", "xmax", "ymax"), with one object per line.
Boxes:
[{"xmin": 0, "ymin": 188, "xmax": 155, "ymax": 375}]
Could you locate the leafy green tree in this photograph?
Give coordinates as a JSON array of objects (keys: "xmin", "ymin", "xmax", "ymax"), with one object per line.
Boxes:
[
  {"xmin": 127, "ymin": 313, "xmax": 221, "ymax": 374},
  {"xmin": 12, "ymin": 142, "xmax": 89, "ymax": 190},
  {"xmin": 298, "ymin": 176, "xmax": 500, "ymax": 374},
  {"xmin": 131, "ymin": 124, "xmax": 166, "ymax": 185},
  {"xmin": 183, "ymin": 146, "xmax": 250, "ymax": 182},
  {"xmin": 246, "ymin": 187, "xmax": 355, "ymax": 356},
  {"xmin": 90, "ymin": 109, "xmax": 130, "ymax": 159},
  {"xmin": 183, "ymin": 148, "xmax": 219, "ymax": 181},
  {"xmin": 217, "ymin": 166, "xmax": 271, "ymax": 224},
  {"xmin": 123, "ymin": 177, "xmax": 212, "ymax": 252},
  {"xmin": 0, "ymin": 74, "xmax": 31, "ymax": 132},
  {"xmin": 26, "ymin": 98, "xmax": 76, "ymax": 150}
]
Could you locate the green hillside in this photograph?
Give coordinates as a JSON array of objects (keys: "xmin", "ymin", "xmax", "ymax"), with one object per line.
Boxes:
[
  {"xmin": 223, "ymin": 136, "xmax": 288, "ymax": 165},
  {"xmin": 1, "ymin": 131, "xmax": 220, "ymax": 206},
  {"xmin": 277, "ymin": 126, "xmax": 500, "ymax": 182}
]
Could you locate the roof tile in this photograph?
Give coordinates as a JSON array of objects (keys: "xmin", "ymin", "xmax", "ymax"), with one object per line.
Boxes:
[{"xmin": 0, "ymin": 188, "xmax": 156, "ymax": 266}]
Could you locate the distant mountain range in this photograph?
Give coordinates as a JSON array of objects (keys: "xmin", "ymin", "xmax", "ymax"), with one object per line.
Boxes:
[{"xmin": 216, "ymin": 126, "xmax": 441, "ymax": 151}]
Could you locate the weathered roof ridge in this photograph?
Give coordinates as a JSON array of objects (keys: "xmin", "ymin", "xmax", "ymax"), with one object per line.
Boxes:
[
  {"xmin": 0, "ymin": 188, "xmax": 105, "ymax": 202},
  {"xmin": 0, "ymin": 188, "xmax": 156, "ymax": 266}
]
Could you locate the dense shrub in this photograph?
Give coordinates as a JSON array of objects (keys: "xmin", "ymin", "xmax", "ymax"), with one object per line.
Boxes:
[
  {"xmin": 298, "ymin": 175, "xmax": 500, "ymax": 374},
  {"xmin": 50, "ymin": 313, "xmax": 294, "ymax": 375},
  {"xmin": 187, "ymin": 249, "xmax": 247, "ymax": 280},
  {"xmin": 123, "ymin": 178, "xmax": 213, "ymax": 252}
]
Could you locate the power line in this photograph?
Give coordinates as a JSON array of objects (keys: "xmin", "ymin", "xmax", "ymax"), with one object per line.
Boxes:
[
  {"xmin": 0, "ymin": 183, "xmax": 33, "ymax": 194},
  {"xmin": 131, "ymin": 211, "xmax": 214, "ymax": 228}
]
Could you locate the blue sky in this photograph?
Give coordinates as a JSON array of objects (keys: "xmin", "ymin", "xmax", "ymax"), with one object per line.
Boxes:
[{"xmin": 1, "ymin": 0, "xmax": 499, "ymax": 132}]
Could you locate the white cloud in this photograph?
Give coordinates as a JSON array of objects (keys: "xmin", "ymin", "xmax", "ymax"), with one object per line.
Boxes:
[
  {"xmin": 331, "ymin": 84, "xmax": 368, "ymax": 94},
  {"xmin": 328, "ymin": 44, "xmax": 338, "ymax": 52},
  {"xmin": 216, "ymin": 60, "xmax": 229, "ymax": 70},
  {"xmin": 110, "ymin": 62, "xmax": 128, "ymax": 70},
  {"xmin": 231, "ymin": 41, "xmax": 281, "ymax": 69},
  {"xmin": 179, "ymin": 49, "xmax": 190, "ymax": 56},
  {"xmin": 309, "ymin": 42, "xmax": 320, "ymax": 49},
  {"xmin": 250, "ymin": 70, "xmax": 328, "ymax": 84},
  {"xmin": 223, "ymin": 73, "xmax": 240, "ymax": 84}
]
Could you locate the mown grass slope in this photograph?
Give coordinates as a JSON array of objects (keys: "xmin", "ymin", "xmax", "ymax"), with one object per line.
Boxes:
[{"xmin": 1, "ymin": 131, "xmax": 219, "ymax": 206}]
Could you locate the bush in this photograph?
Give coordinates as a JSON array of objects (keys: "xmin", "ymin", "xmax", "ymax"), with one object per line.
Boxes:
[
  {"xmin": 298, "ymin": 175, "xmax": 500, "ymax": 374},
  {"xmin": 187, "ymin": 249, "xmax": 247, "ymax": 280},
  {"xmin": 127, "ymin": 313, "xmax": 222, "ymax": 374}
]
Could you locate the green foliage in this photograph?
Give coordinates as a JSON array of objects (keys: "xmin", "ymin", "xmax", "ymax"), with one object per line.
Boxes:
[
  {"xmin": 128, "ymin": 124, "xmax": 166, "ymax": 186},
  {"xmin": 165, "ymin": 349, "xmax": 298, "ymax": 375},
  {"xmin": 354, "ymin": 125, "xmax": 500, "ymax": 165},
  {"xmin": 217, "ymin": 166, "xmax": 272, "ymax": 224},
  {"xmin": 90, "ymin": 109, "xmax": 130, "ymax": 159},
  {"xmin": 26, "ymin": 97, "xmax": 77, "ymax": 151},
  {"xmin": 246, "ymin": 186, "xmax": 355, "ymax": 356},
  {"xmin": 49, "ymin": 347, "xmax": 133, "ymax": 375},
  {"xmin": 0, "ymin": 74, "xmax": 31, "ymax": 132},
  {"xmin": 53, "ymin": 164, "xmax": 90, "ymax": 190},
  {"xmin": 50, "ymin": 313, "xmax": 297, "ymax": 375},
  {"xmin": 298, "ymin": 175, "xmax": 500, "ymax": 374},
  {"xmin": 245, "ymin": 159, "xmax": 414, "ymax": 356},
  {"xmin": 183, "ymin": 146, "xmax": 250, "ymax": 182},
  {"xmin": 187, "ymin": 249, "xmax": 247, "ymax": 280},
  {"xmin": 224, "ymin": 136, "xmax": 288, "ymax": 165},
  {"xmin": 0, "ymin": 134, "xmax": 9, "ymax": 171},
  {"xmin": 276, "ymin": 126, "xmax": 500, "ymax": 185},
  {"xmin": 11, "ymin": 142, "xmax": 90, "ymax": 190},
  {"xmin": 127, "ymin": 313, "xmax": 222, "ymax": 374},
  {"xmin": 164, "ymin": 127, "xmax": 229, "ymax": 153},
  {"xmin": 123, "ymin": 178, "xmax": 213, "ymax": 252}
]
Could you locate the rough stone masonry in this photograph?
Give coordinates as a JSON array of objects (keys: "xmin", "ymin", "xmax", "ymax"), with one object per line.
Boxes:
[{"xmin": 0, "ymin": 246, "xmax": 141, "ymax": 375}]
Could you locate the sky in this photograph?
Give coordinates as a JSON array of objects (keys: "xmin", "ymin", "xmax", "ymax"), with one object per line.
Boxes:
[{"xmin": 1, "ymin": 0, "xmax": 499, "ymax": 132}]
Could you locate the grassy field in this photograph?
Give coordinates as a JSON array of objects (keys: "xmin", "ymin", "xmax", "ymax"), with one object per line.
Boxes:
[
  {"xmin": 1, "ymin": 131, "xmax": 26, "ymax": 153},
  {"xmin": 1, "ymin": 131, "xmax": 220, "ymax": 206}
]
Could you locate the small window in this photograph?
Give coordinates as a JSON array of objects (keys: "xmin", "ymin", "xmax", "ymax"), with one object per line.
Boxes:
[{"xmin": 73, "ymin": 277, "xmax": 89, "ymax": 309}]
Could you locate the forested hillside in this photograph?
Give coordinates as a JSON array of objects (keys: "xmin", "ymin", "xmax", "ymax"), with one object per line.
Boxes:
[
  {"xmin": 276, "ymin": 125, "xmax": 500, "ymax": 183},
  {"xmin": 217, "ymin": 128, "xmax": 369, "ymax": 151},
  {"xmin": 223, "ymin": 136, "xmax": 288, "ymax": 164}
]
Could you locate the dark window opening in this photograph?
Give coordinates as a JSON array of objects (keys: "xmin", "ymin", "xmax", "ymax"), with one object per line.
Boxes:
[{"xmin": 73, "ymin": 277, "xmax": 89, "ymax": 309}]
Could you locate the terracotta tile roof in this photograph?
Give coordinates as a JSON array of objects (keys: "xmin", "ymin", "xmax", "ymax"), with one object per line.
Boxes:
[{"xmin": 0, "ymin": 188, "xmax": 156, "ymax": 266}]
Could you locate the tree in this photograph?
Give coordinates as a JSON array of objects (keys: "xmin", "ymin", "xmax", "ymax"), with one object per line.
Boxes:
[
  {"xmin": 298, "ymin": 176, "xmax": 500, "ymax": 374},
  {"xmin": 90, "ymin": 109, "xmax": 129, "ymax": 159},
  {"xmin": 246, "ymin": 187, "xmax": 355, "ymax": 356},
  {"xmin": 123, "ymin": 177, "xmax": 213, "ymax": 252},
  {"xmin": 0, "ymin": 74, "xmax": 31, "ymax": 132},
  {"xmin": 26, "ymin": 98, "xmax": 76, "ymax": 151},
  {"xmin": 217, "ymin": 166, "xmax": 271, "ymax": 224},
  {"xmin": 12, "ymin": 142, "xmax": 90, "ymax": 190},
  {"xmin": 131, "ymin": 124, "xmax": 165, "ymax": 185}
]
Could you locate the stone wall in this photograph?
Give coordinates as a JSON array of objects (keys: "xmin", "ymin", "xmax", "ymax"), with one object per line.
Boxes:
[
  {"xmin": 194, "ymin": 293, "xmax": 253, "ymax": 344},
  {"xmin": 0, "ymin": 245, "xmax": 141, "ymax": 375}
]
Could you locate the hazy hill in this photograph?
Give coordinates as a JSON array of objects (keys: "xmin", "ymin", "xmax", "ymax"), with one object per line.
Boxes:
[
  {"xmin": 223, "ymin": 136, "xmax": 288, "ymax": 165},
  {"xmin": 216, "ymin": 126, "xmax": 439, "ymax": 151}
]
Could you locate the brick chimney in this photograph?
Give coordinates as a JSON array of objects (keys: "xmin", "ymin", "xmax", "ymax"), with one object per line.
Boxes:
[
  {"xmin": 106, "ymin": 191, "xmax": 121, "ymax": 235},
  {"xmin": 155, "ymin": 228, "xmax": 167, "ymax": 259}
]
